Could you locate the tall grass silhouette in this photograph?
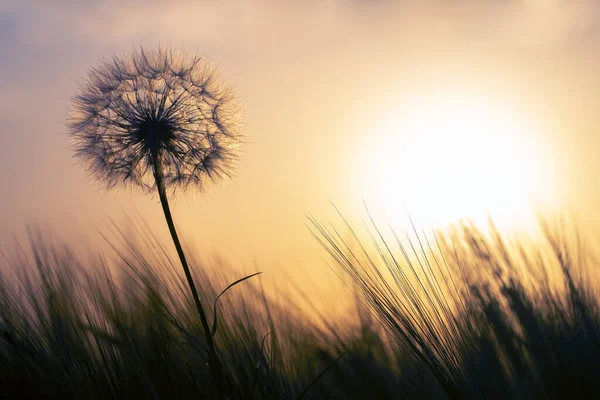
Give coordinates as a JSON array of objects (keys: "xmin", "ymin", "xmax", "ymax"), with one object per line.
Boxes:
[
  {"xmin": 308, "ymin": 212, "xmax": 600, "ymax": 399},
  {"xmin": 3, "ymin": 215, "xmax": 600, "ymax": 398},
  {"xmin": 67, "ymin": 46, "xmax": 250, "ymax": 397}
]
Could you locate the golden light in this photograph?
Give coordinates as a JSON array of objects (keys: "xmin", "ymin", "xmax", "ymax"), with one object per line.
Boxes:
[{"xmin": 357, "ymin": 92, "xmax": 554, "ymax": 232}]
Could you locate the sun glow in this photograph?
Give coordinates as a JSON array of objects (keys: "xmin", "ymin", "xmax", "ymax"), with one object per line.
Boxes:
[{"xmin": 358, "ymin": 93, "xmax": 553, "ymax": 232}]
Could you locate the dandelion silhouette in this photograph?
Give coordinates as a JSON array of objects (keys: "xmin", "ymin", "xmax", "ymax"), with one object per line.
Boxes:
[
  {"xmin": 68, "ymin": 46, "xmax": 243, "ymax": 395},
  {"xmin": 69, "ymin": 47, "xmax": 240, "ymax": 192}
]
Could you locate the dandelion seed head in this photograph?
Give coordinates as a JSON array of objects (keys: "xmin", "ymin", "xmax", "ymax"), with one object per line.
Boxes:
[{"xmin": 68, "ymin": 46, "xmax": 242, "ymax": 194}]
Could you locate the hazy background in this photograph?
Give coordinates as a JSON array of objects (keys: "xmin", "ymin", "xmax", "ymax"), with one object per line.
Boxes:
[{"xmin": 1, "ymin": 0, "xmax": 600, "ymax": 292}]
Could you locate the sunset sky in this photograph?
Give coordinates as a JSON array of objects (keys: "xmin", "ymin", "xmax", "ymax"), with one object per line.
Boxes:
[{"xmin": 2, "ymin": 0, "xmax": 600, "ymax": 288}]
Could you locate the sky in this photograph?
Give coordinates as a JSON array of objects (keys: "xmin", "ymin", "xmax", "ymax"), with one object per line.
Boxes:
[{"xmin": 2, "ymin": 0, "xmax": 600, "ymax": 293}]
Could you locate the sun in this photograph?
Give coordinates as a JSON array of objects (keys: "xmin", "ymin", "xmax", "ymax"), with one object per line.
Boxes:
[{"xmin": 356, "ymin": 92, "xmax": 554, "ymax": 232}]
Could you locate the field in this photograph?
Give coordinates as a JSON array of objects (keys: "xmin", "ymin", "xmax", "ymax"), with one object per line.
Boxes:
[{"xmin": 2, "ymin": 217, "xmax": 599, "ymax": 399}]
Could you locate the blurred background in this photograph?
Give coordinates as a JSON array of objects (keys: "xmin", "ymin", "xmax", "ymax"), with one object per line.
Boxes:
[{"xmin": 1, "ymin": 0, "xmax": 599, "ymax": 298}]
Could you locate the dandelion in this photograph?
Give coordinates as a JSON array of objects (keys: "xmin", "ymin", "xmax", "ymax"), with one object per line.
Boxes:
[{"xmin": 67, "ymin": 46, "xmax": 242, "ymax": 396}]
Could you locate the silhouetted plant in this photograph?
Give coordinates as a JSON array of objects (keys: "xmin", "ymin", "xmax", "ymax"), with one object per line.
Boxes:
[
  {"xmin": 67, "ymin": 46, "xmax": 242, "ymax": 397},
  {"xmin": 4, "ymin": 217, "xmax": 600, "ymax": 398}
]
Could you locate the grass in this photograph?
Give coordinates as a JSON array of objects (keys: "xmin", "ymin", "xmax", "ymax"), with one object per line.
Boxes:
[{"xmin": 2, "ymin": 216, "xmax": 600, "ymax": 399}]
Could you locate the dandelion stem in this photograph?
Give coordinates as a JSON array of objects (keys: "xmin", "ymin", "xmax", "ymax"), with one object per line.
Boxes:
[{"xmin": 152, "ymin": 155, "xmax": 226, "ymax": 398}]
